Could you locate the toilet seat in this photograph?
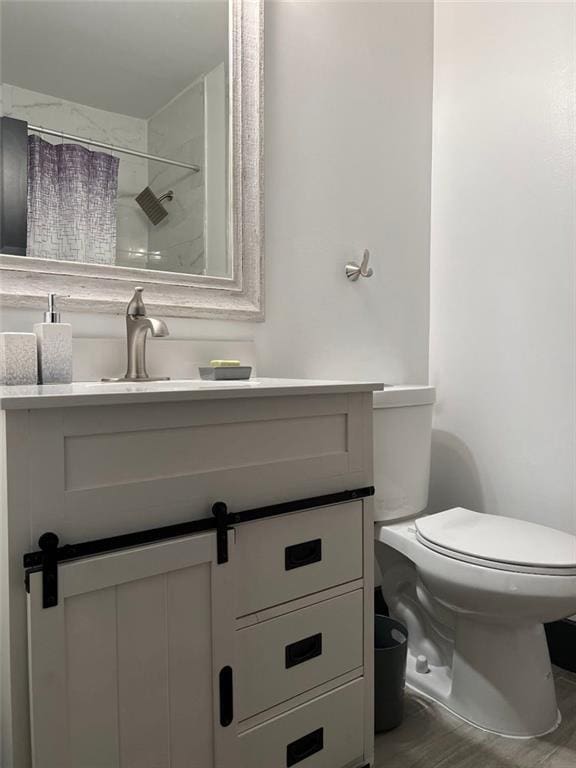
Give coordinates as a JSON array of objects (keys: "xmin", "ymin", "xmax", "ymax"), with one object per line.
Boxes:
[{"xmin": 416, "ymin": 508, "xmax": 576, "ymax": 576}]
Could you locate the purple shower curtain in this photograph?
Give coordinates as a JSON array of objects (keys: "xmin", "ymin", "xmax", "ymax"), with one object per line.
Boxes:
[{"xmin": 27, "ymin": 134, "xmax": 120, "ymax": 264}]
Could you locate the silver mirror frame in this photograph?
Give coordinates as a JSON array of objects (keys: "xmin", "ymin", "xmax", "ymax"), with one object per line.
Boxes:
[{"xmin": 0, "ymin": 0, "xmax": 264, "ymax": 321}]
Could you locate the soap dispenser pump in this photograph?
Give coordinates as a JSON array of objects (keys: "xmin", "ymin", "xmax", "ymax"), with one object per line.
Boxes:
[{"xmin": 34, "ymin": 293, "xmax": 73, "ymax": 384}]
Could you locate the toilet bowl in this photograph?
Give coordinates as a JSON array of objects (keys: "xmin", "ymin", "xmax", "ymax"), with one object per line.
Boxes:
[
  {"xmin": 372, "ymin": 387, "xmax": 576, "ymax": 738},
  {"xmin": 376, "ymin": 510, "xmax": 576, "ymax": 737}
]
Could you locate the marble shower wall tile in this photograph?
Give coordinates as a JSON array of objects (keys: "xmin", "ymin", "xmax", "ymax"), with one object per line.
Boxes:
[
  {"xmin": 148, "ymin": 81, "xmax": 204, "ymax": 159},
  {"xmin": 2, "ymin": 83, "xmax": 150, "ymax": 263},
  {"xmin": 147, "ymin": 80, "xmax": 205, "ymax": 274}
]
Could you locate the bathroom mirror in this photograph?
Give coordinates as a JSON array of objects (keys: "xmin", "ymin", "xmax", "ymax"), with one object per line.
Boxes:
[{"xmin": 0, "ymin": 0, "xmax": 263, "ymax": 319}]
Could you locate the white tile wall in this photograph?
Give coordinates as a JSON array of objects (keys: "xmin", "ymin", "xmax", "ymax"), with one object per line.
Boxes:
[{"xmin": 147, "ymin": 80, "xmax": 205, "ymax": 274}]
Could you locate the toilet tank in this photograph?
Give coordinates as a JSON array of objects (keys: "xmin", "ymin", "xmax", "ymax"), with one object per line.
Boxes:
[{"xmin": 373, "ymin": 385, "xmax": 435, "ymax": 522}]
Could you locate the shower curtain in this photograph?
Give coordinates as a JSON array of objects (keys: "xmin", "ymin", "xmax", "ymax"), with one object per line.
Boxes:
[{"xmin": 27, "ymin": 134, "xmax": 120, "ymax": 264}]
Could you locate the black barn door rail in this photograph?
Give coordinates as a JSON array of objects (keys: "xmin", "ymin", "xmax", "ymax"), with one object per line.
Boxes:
[{"xmin": 24, "ymin": 486, "xmax": 374, "ymax": 608}]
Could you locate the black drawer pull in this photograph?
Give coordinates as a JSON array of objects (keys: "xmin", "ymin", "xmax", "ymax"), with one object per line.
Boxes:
[
  {"xmin": 219, "ymin": 666, "xmax": 233, "ymax": 727},
  {"xmin": 285, "ymin": 632, "xmax": 323, "ymax": 669},
  {"xmin": 286, "ymin": 727, "xmax": 324, "ymax": 766},
  {"xmin": 285, "ymin": 538, "xmax": 322, "ymax": 571}
]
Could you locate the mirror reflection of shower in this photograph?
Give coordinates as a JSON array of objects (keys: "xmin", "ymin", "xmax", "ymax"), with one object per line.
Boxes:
[{"xmin": 2, "ymin": 0, "xmax": 230, "ymax": 278}]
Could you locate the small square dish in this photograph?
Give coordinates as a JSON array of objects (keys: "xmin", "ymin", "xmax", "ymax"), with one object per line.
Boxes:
[{"xmin": 199, "ymin": 366, "xmax": 252, "ymax": 381}]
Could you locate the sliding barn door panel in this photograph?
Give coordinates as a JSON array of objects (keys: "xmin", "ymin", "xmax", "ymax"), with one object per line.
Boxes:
[{"xmin": 27, "ymin": 531, "xmax": 235, "ymax": 768}]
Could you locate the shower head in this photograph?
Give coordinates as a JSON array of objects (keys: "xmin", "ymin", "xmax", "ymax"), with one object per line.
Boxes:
[{"xmin": 135, "ymin": 187, "xmax": 174, "ymax": 225}]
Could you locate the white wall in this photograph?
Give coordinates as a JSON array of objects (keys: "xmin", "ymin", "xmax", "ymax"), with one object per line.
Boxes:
[
  {"xmin": 1, "ymin": 1, "xmax": 434, "ymax": 385},
  {"xmin": 258, "ymin": 0, "xmax": 433, "ymax": 382},
  {"xmin": 429, "ymin": 1, "xmax": 576, "ymax": 535}
]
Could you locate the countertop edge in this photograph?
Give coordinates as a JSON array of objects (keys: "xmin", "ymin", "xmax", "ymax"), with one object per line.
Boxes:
[{"xmin": 0, "ymin": 380, "xmax": 385, "ymax": 410}]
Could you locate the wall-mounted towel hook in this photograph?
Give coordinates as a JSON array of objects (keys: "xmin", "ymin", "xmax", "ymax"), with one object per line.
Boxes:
[{"xmin": 345, "ymin": 249, "xmax": 374, "ymax": 281}]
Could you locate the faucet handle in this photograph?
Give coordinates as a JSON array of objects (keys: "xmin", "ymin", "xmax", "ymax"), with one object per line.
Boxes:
[{"xmin": 126, "ymin": 287, "xmax": 147, "ymax": 317}]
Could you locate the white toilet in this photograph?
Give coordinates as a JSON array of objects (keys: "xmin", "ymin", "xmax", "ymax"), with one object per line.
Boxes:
[{"xmin": 373, "ymin": 386, "xmax": 576, "ymax": 738}]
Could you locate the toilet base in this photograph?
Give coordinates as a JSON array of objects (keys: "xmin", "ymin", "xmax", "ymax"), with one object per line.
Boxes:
[
  {"xmin": 405, "ymin": 676, "xmax": 561, "ymax": 739},
  {"xmin": 406, "ymin": 618, "xmax": 561, "ymax": 738}
]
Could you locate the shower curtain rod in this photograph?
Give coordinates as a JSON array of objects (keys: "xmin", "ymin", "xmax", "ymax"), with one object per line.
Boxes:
[{"xmin": 27, "ymin": 124, "xmax": 201, "ymax": 173}]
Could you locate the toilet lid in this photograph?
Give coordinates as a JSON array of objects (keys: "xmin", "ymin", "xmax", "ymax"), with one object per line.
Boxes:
[{"xmin": 416, "ymin": 508, "xmax": 576, "ymax": 575}]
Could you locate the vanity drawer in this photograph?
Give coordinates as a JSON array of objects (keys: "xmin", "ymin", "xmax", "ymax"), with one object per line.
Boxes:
[
  {"xmin": 238, "ymin": 678, "xmax": 365, "ymax": 768},
  {"xmin": 236, "ymin": 589, "xmax": 363, "ymax": 721},
  {"xmin": 235, "ymin": 501, "xmax": 363, "ymax": 616}
]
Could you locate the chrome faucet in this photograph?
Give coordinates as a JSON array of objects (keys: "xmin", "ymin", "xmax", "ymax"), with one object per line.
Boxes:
[{"xmin": 103, "ymin": 287, "xmax": 170, "ymax": 381}]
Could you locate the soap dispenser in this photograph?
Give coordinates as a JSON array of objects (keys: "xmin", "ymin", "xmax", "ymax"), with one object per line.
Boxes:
[{"xmin": 34, "ymin": 293, "xmax": 73, "ymax": 384}]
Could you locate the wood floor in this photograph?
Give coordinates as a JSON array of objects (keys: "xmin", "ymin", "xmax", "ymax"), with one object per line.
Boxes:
[{"xmin": 374, "ymin": 667, "xmax": 576, "ymax": 768}]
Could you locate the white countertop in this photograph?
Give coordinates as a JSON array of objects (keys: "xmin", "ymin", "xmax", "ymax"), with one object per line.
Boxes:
[{"xmin": 0, "ymin": 378, "xmax": 384, "ymax": 410}]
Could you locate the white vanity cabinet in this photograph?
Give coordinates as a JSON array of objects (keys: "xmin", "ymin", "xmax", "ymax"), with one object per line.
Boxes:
[{"xmin": 0, "ymin": 379, "xmax": 380, "ymax": 768}]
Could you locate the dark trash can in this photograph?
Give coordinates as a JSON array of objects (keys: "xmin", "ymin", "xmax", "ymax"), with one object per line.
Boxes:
[{"xmin": 374, "ymin": 615, "xmax": 408, "ymax": 732}]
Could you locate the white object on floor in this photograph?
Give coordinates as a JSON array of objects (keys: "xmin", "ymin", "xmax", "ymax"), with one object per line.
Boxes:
[
  {"xmin": 376, "ymin": 515, "xmax": 576, "ymax": 737},
  {"xmin": 0, "ymin": 332, "xmax": 38, "ymax": 385},
  {"xmin": 373, "ymin": 385, "xmax": 576, "ymax": 738}
]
